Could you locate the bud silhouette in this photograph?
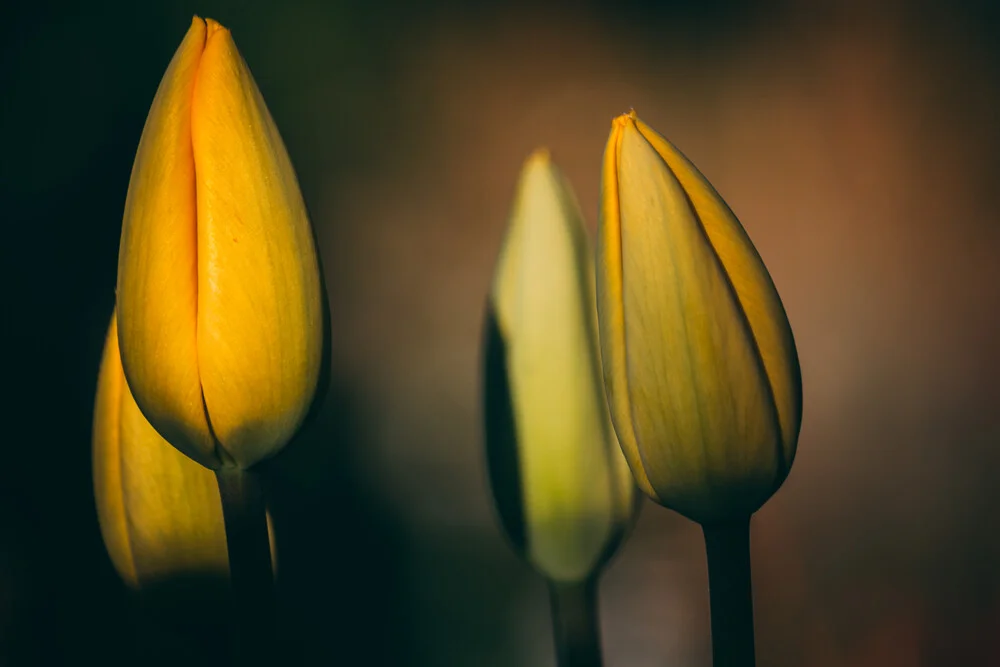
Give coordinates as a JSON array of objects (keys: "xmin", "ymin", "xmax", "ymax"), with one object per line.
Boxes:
[
  {"xmin": 484, "ymin": 150, "xmax": 638, "ymax": 583},
  {"xmin": 596, "ymin": 112, "xmax": 802, "ymax": 524},
  {"xmin": 116, "ymin": 16, "xmax": 324, "ymax": 470}
]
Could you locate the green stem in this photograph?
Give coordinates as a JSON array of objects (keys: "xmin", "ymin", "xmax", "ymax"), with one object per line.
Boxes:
[
  {"xmin": 702, "ymin": 518, "xmax": 756, "ymax": 667},
  {"xmin": 215, "ymin": 467, "xmax": 275, "ymax": 666},
  {"xmin": 548, "ymin": 578, "xmax": 603, "ymax": 667}
]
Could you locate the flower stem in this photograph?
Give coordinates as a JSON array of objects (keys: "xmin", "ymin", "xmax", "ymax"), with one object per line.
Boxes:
[
  {"xmin": 215, "ymin": 467, "xmax": 275, "ymax": 666},
  {"xmin": 548, "ymin": 577, "xmax": 603, "ymax": 667},
  {"xmin": 702, "ymin": 518, "xmax": 756, "ymax": 667}
]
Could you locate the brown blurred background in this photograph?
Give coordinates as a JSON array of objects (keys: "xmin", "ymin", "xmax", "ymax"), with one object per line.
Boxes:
[{"xmin": 3, "ymin": 0, "xmax": 1000, "ymax": 665}]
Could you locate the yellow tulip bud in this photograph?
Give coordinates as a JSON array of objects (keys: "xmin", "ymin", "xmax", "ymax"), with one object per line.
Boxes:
[
  {"xmin": 93, "ymin": 313, "xmax": 276, "ymax": 588},
  {"xmin": 116, "ymin": 16, "xmax": 324, "ymax": 469},
  {"xmin": 484, "ymin": 150, "xmax": 638, "ymax": 583},
  {"xmin": 596, "ymin": 112, "xmax": 802, "ymax": 524}
]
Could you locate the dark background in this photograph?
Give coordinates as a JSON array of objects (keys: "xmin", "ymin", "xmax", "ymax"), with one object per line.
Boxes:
[{"xmin": 4, "ymin": 0, "xmax": 1000, "ymax": 665}]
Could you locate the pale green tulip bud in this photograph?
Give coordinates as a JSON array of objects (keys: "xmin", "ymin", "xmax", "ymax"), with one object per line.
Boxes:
[
  {"xmin": 596, "ymin": 112, "xmax": 802, "ymax": 524},
  {"xmin": 484, "ymin": 149, "xmax": 639, "ymax": 583}
]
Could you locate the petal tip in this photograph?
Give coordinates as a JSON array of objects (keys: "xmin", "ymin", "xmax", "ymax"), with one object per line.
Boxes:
[
  {"xmin": 186, "ymin": 15, "xmax": 207, "ymax": 43},
  {"xmin": 521, "ymin": 148, "xmax": 556, "ymax": 185},
  {"xmin": 610, "ymin": 112, "xmax": 640, "ymax": 152},
  {"xmin": 612, "ymin": 109, "xmax": 638, "ymax": 129},
  {"xmin": 204, "ymin": 17, "xmax": 228, "ymax": 38},
  {"xmin": 526, "ymin": 147, "xmax": 551, "ymax": 167},
  {"xmin": 200, "ymin": 18, "xmax": 233, "ymax": 54}
]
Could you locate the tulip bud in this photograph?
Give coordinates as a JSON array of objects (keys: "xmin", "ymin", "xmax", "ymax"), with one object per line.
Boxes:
[
  {"xmin": 596, "ymin": 112, "xmax": 802, "ymax": 524},
  {"xmin": 93, "ymin": 313, "xmax": 276, "ymax": 588},
  {"xmin": 484, "ymin": 150, "xmax": 638, "ymax": 583},
  {"xmin": 116, "ymin": 16, "xmax": 324, "ymax": 470}
]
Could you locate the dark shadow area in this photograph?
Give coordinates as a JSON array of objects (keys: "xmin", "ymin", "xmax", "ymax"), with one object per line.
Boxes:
[
  {"xmin": 129, "ymin": 574, "xmax": 233, "ymax": 667},
  {"xmin": 480, "ymin": 306, "xmax": 527, "ymax": 555},
  {"xmin": 263, "ymin": 380, "xmax": 412, "ymax": 666},
  {"xmin": 1, "ymin": 375, "xmax": 412, "ymax": 667}
]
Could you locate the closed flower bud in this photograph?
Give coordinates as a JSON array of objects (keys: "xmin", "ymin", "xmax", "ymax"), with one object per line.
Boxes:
[
  {"xmin": 484, "ymin": 150, "xmax": 638, "ymax": 583},
  {"xmin": 596, "ymin": 112, "xmax": 802, "ymax": 524},
  {"xmin": 93, "ymin": 314, "xmax": 275, "ymax": 588},
  {"xmin": 116, "ymin": 17, "xmax": 324, "ymax": 469}
]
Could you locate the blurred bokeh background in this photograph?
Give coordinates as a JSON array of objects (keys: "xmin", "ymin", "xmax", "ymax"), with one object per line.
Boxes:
[{"xmin": 3, "ymin": 0, "xmax": 1000, "ymax": 665}]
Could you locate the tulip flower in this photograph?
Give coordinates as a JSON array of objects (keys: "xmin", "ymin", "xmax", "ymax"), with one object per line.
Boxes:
[
  {"xmin": 484, "ymin": 149, "xmax": 639, "ymax": 667},
  {"xmin": 116, "ymin": 16, "xmax": 324, "ymax": 471},
  {"xmin": 114, "ymin": 18, "xmax": 311, "ymax": 659},
  {"xmin": 596, "ymin": 111, "xmax": 801, "ymax": 524},
  {"xmin": 596, "ymin": 111, "xmax": 802, "ymax": 667},
  {"xmin": 93, "ymin": 313, "xmax": 276, "ymax": 589}
]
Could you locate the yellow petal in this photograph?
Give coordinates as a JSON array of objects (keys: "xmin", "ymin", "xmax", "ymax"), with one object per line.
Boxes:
[
  {"xmin": 191, "ymin": 20, "xmax": 323, "ymax": 468},
  {"xmin": 598, "ymin": 112, "xmax": 800, "ymax": 522},
  {"xmin": 488, "ymin": 150, "xmax": 636, "ymax": 582},
  {"xmin": 118, "ymin": 369, "xmax": 230, "ymax": 584},
  {"xmin": 597, "ymin": 117, "xmax": 659, "ymax": 501},
  {"xmin": 93, "ymin": 312, "xmax": 278, "ymax": 587},
  {"xmin": 93, "ymin": 313, "xmax": 228, "ymax": 587},
  {"xmin": 92, "ymin": 316, "xmax": 138, "ymax": 587},
  {"xmin": 634, "ymin": 117, "xmax": 801, "ymax": 470},
  {"xmin": 116, "ymin": 17, "xmax": 218, "ymax": 467}
]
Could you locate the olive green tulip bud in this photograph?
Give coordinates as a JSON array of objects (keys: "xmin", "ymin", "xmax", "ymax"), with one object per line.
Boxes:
[
  {"xmin": 93, "ymin": 313, "xmax": 276, "ymax": 588},
  {"xmin": 116, "ymin": 17, "xmax": 324, "ymax": 470},
  {"xmin": 484, "ymin": 150, "xmax": 639, "ymax": 583},
  {"xmin": 596, "ymin": 112, "xmax": 802, "ymax": 524}
]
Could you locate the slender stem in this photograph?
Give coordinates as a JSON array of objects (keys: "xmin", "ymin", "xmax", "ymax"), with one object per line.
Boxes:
[
  {"xmin": 548, "ymin": 577, "xmax": 603, "ymax": 667},
  {"xmin": 215, "ymin": 467, "xmax": 275, "ymax": 666},
  {"xmin": 702, "ymin": 518, "xmax": 756, "ymax": 667}
]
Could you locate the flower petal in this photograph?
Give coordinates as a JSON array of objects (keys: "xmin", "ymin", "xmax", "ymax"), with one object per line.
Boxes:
[
  {"xmin": 597, "ymin": 116, "xmax": 659, "ymax": 501},
  {"xmin": 191, "ymin": 21, "xmax": 323, "ymax": 467},
  {"xmin": 118, "ymin": 373, "xmax": 230, "ymax": 584},
  {"xmin": 617, "ymin": 115, "xmax": 781, "ymax": 521},
  {"xmin": 94, "ymin": 312, "xmax": 230, "ymax": 588},
  {"xmin": 634, "ymin": 117, "xmax": 802, "ymax": 470},
  {"xmin": 92, "ymin": 316, "xmax": 138, "ymax": 587},
  {"xmin": 116, "ymin": 17, "xmax": 219, "ymax": 467},
  {"xmin": 489, "ymin": 151, "xmax": 634, "ymax": 581}
]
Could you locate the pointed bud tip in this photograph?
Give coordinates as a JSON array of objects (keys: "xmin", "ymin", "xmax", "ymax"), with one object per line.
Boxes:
[
  {"xmin": 525, "ymin": 147, "xmax": 551, "ymax": 166},
  {"xmin": 612, "ymin": 109, "xmax": 638, "ymax": 128},
  {"xmin": 189, "ymin": 16, "xmax": 229, "ymax": 42},
  {"xmin": 204, "ymin": 17, "xmax": 228, "ymax": 39},
  {"xmin": 519, "ymin": 148, "xmax": 557, "ymax": 187}
]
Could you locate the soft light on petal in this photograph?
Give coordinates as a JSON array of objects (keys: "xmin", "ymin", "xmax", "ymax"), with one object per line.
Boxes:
[
  {"xmin": 597, "ymin": 118, "xmax": 658, "ymax": 501},
  {"xmin": 618, "ymin": 116, "xmax": 779, "ymax": 519},
  {"xmin": 93, "ymin": 314, "xmax": 228, "ymax": 588},
  {"xmin": 191, "ymin": 20, "xmax": 323, "ymax": 468},
  {"xmin": 116, "ymin": 17, "xmax": 217, "ymax": 467},
  {"xmin": 487, "ymin": 150, "xmax": 637, "ymax": 582},
  {"xmin": 633, "ymin": 117, "xmax": 802, "ymax": 467},
  {"xmin": 93, "ymin": 313, "xmax": 278, "ymax": 587},
  {"xmin": 92, "ymin": 316, "xmax": 138, "ymax": 587},
  {"xmin": 116, "ymin": 17, "xmax": 324, "ymax": 469},
  {"xmin": 597, "ymin": 112, "xmax": 802, "ymax": 523}
]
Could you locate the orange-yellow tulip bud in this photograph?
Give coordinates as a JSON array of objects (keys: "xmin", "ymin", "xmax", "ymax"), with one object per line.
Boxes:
[
  {"xmin": 93, "ymin": 313, "xmax": 277, "ymax": 588},
  {"xmin": 116, "ymin": 17, "xmax": 323, "ymax": 469}
]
